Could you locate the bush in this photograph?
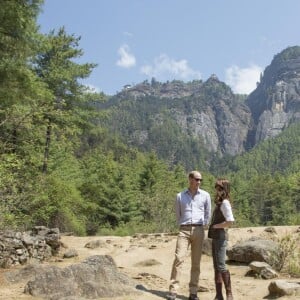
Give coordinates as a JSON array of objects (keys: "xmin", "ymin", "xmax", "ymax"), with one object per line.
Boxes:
[{"xmin": 270, "ymin": 234, "xmax": 300, "ymax": 276}]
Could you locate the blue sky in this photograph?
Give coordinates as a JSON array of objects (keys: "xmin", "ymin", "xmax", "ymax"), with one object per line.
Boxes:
[{"xmin": 38, "ymin": 0, "xmax": 300, "ymax": 95}]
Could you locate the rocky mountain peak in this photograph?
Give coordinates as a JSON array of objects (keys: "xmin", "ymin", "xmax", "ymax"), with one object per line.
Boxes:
[
  {"xmin": 246, "ymin": 46, "xmax": 300, "ymax": 146},
  {"xmin": 118, "ymin": 79, "xmax": 204, "ymax": 100}
]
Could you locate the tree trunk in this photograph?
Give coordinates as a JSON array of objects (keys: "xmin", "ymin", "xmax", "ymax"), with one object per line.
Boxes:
[{"xmin": 42, "ymin": 119, "xmax": 52, "ymax": 173}]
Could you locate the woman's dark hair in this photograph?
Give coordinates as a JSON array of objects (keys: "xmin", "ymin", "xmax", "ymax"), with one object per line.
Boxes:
[{"xmin": 214, "ymin": 178, "xmax": 231, "ymax": 204}]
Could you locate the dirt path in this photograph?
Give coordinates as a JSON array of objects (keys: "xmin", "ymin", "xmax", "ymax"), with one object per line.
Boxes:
[{"xmin": 0, "ymin": 226, "xmax": 299, "ymax": 300}]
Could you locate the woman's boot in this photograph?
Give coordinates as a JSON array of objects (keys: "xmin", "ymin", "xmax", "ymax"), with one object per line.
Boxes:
[
  {"xmin": 221, "ymin": 270, "xmax": 233, "ymax": 300},
  {"xmin": 213, "ymin": 271, "xmax": 224, "ymax": 300}
]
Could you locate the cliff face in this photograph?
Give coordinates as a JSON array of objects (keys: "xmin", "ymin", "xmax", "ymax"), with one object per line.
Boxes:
[
  {"xmin": 168, "ymin": 76, "xmax": 251, "ymax": 156},
  {"xmin": 114, "ymin": 75, "xmax": 251, "ymax": 157},
  {"xmin": 246, "ymin": 46, "xmax": 300, "ymax": 146},
  {"xmin": 106, "ymin": 46, "xmax": 300, "ymax": 158}
]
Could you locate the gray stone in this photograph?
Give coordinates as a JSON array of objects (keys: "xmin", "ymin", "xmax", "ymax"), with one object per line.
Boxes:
[
  {"xmin": 84, "ymin": 239, "xmax": 108, "ymax": 249},
  {"xmin": 264, "ymin": 227, "xmax": 277, "ymax": 234},
  {"xmin": 268, "ymin": 280, "xmax": 300, "ymax": 296},
  {"xmin": 63, "ymin": 248, "xmax": 78, "ymax": 258},
  {"xmin": 0, "ymin": 227, "xmax": 61, "ymax": 268},
  {"xmin": 227, "ymin": 238, "xmax": 281, "ymax": 265},
  {"xmin": 24, "ymin": 255, "xmax": 139, "ymax": 299},
  {"xmin": 249, "ymin": 261, "xmax": 278, "ymax": 279}
]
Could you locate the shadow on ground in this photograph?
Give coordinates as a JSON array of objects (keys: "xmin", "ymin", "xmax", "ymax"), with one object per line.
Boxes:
[{"xmin": 136, "ymin": 284, "xmax": 190, "ymax": 299}]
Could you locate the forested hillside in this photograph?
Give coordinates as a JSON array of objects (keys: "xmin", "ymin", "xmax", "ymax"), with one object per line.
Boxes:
[
  {"xmin": 0, "ymin": 1, "xmax": 299, "ymax": 236},
  {"xmin": 103, "ymin": 76, "xmax": 251, "ymax": 168},
  {"xmin": 220, "ymin": 123, "xmax": 300, "ymax": 226}
]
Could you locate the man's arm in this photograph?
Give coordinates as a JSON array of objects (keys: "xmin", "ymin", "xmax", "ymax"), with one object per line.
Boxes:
[
  {"xmin": 204, "ymin": 193, "xmax": 212, "ymax": 225},
  {"xmin": 175, "ymin": 193, "xmax": 181, "ymax": 225}
]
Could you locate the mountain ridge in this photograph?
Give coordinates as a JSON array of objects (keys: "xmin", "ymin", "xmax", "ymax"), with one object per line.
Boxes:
[{"xmin": 100, "ymin": 46, "xmax": 300, "ymax": 170}]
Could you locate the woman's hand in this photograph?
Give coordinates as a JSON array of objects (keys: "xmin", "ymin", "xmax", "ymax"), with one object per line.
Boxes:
[{"xmin": 213, "ymin": 221, "xmax": 233, "ymax": 229}]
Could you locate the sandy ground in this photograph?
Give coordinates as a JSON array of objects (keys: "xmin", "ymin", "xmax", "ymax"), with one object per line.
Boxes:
[{"xmin": 0, "ymin": 226, "xmax": 299, "ymax": 300}]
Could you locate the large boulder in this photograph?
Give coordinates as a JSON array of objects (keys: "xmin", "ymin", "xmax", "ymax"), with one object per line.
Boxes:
[
  {"xmin": 226, "ymin": 237, "xmax": 281, "ymax": 265},
  {"xmin": 23, "ymin": 255, "xmax": 139, "ymax": 299}
]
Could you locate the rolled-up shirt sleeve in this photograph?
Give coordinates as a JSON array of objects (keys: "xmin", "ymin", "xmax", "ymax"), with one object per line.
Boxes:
[{"xmin": 220, "ymin": 199, "xmax": 234, "ymax": 222}]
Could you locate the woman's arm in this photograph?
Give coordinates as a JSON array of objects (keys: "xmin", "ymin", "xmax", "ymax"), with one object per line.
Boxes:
[{"xmin": 212, "ymin": 220, "xmax": 233, "ymax": 229}]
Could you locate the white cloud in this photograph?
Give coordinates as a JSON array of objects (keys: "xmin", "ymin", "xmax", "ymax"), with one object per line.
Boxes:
[
  {"xmin": 116, "ymin": 44, "xmax": 136, "ymax": 68},
  {"xmin": 225, "ymin": 64, "xmax": 263, "ymax": 94},
  {"xmin": 123, "ymin": 31, "xmax": 133, "ymax": 37},
  {"xmin": 140, "ymin": 54, "xmax": 201, "ymax": 81}
]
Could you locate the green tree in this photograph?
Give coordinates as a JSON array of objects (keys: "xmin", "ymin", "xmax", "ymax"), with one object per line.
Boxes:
[
  {"xmin": 0, "ymin": 0, "xmax": 45, "ymax": 153},
  {"xmin": 0, "ymin": 0, "xmax": 50, "ymax": 229},
  {"xmin": 79, "ymin": 149, "xmax": 143, "ymax": 233},
  {"xmin": 34, "ymin": 27, "xmax": 97, "ymax": 173}
]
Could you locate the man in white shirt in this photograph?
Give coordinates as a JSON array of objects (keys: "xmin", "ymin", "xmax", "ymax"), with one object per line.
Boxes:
[{"xmin": 167, "ymin": 170, "xmax": 211, "ymax": 300}]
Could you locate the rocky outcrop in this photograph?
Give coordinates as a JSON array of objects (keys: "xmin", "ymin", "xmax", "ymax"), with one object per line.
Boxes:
[
  {"xmin": 113, "ymin": 75, "xmax": 252, "ymax": 157},
  {"xmin": 172, "ymin": 76, "xmax": 252, "ymax": 155},
  {"xmin": 246, "ymin": 46, "xmax": 300, "ymax": 146},
  {"xmin": 195, "ymin": 76, "xmax": 251, "ymax": 156},
  {"xmin": 0, "ymin": 226, "xmax": 60, "ymax": 268}
]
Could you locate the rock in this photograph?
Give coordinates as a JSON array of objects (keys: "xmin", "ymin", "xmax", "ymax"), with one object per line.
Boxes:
[
  {"xmin": 261, "ymin": 267, "xmax": 278, "ymax": 280},
  {"xmin": 24, "ymin": 255, "xmax": 139, "ymax": 299},
  {"xmin": 5, "ymin": 263, "xmax": 49, "ymax": 283},
  {"xmin": 264, "ymin": 227, "xmax": 277, "ymax": 234},
  {"xmin": 248, "ymin": 261, "xmax": 278, "ymax": 279},
  {"xmin": 63, "ymin": 248, "xmax": 78, "ymax": 258},
  {"xmin": 84, "ymin": 240, "xmax": 109, "ymax": 249},
  {"xmin": 0, "ymin": 227, "xmax": 60, "ymax": 268},
  {"xmin": 268, "ymin": 280, "xmax": 300, "ymax": 296},
  {"xmin": 227, "ymin": 238, "xmax": 281, "ymax": 265}
]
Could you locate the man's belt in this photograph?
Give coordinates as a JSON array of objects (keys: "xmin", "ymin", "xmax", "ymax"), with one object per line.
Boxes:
[{"xmin": 180, "ymin": 224, "xmax": 203, "ymax": 227}]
